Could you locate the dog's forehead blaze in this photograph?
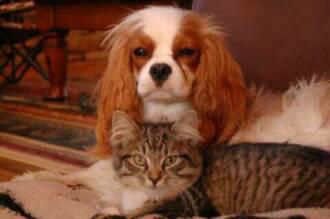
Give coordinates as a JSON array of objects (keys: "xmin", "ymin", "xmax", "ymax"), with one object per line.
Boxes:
[{"xmin": 130, "ymin": 34, "xmax": 155, "ymax": 72}]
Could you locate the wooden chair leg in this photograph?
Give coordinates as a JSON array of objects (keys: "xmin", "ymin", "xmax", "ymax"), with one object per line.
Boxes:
[{"xmin": 43, "ymin": 30, "xmax": 68, "ymax": 101}]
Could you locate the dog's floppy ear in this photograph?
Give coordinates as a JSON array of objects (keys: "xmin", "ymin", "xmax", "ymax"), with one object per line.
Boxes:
[
  {"xmin": 172, "ymin": 110, "xmax": 203, "ymax": 145},
  {"xmin": 191, "ymin": 15, "xmax": 247, "ymax": 143},
  {"xmin": 92, "ymin": 19, "xmax": 143, "ymax": 155},
  {"xmin": 110, "ymin": 111, "xmax": 139, "ymax": 149}
]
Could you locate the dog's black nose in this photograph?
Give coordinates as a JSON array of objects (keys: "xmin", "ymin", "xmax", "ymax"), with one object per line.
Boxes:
[{"xmin": 149, "ymin": 63, "xmax": 172, "ymax": 83}]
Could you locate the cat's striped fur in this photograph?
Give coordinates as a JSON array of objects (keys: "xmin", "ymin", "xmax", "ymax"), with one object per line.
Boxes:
[
  {"xmin": 152, "ymin": 143, "xmax": 330, "ymax": 218},
  {"xmin": 205, "ymin": 143, "xmax": 330, "ymax": 215}
]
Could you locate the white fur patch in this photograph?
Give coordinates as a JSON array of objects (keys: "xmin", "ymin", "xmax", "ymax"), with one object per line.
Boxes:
[
  {"xmin": 120, "ymin": 189, "xmax": 149, "ymax": 213},
  {"xmin": 143, "ymin": 100, "xmax": 193, "ymax": 123},
  {"xmin": 231, "ymin": 78, "xmax": 330, "ymax": 151}
]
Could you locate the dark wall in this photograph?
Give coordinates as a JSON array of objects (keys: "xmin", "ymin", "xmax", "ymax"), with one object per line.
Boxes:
[{"xmin": 193, "ymin": 0, "xmax": 330, "ymax": 90}]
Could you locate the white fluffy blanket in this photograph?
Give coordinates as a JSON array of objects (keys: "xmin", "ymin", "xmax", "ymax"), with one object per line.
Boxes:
[
  {"xmin": 0, "ymin": 180, "xmax": 329, "ymax": 219},
  {"xmin": 231, "ymin": 78, "xmax": 330, "ymax": 151},
  {"xmin": 0, "ymin": 180, "xmax": 100, "ymax": 219}
]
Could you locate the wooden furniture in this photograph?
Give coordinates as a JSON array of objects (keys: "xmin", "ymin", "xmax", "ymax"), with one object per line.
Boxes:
[
  {"xmin": 0, "ymin": 1, "xmax": 48, "ymax": 87},
  {"xmin": 35, "ymin": 0, "xmax": 192, "ymax": 101},
  {"xmin": 193, "ymin": 0, "xmax": 330, "ymax": 90}
]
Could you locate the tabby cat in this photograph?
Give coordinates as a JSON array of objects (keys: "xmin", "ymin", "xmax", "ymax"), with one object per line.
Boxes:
[{"xmin": 14, "ymin": 110, "xmax": 204, "ymax": 217}]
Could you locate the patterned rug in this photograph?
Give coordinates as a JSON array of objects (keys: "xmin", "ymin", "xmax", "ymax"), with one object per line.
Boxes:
[
  {"xmin": 0, "ymin": 111, "xmax": 95, "ymax": 149},
  {"xmin": 0, "ymin": 100, "xmax": 98, "ymax": 172}
]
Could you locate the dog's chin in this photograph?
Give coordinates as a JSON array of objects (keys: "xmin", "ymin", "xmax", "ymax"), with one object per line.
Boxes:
[
  {"xmin": 140, "ymin": 90, "xmax": 189, "ymax": 103},
  {"xmin": 144, "ymin": 91, "xmax": 174, "ymax": 102}
]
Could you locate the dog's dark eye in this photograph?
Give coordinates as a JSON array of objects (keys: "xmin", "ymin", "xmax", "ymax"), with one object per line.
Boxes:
[
  {"xmin": 133, "ymin": 48, "xmax": 148, "ymax": 57},
  {"xmin": 177, "ymin": 48, "xmax": 195, "ymax": 57}
]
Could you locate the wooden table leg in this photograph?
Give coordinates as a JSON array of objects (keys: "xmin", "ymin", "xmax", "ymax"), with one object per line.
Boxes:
[{"xmin": 43, "ymin": 30, "xmax": 68, "ymax": 101}]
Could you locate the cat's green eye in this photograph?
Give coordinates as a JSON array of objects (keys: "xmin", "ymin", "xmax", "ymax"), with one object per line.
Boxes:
[
  {"xmin": 132, "ymin": 155, "xmax": 146, "ymax": 166},
  {"xmin": 164, "ymin": 156, "xmax": 178, "ymax": 167}
]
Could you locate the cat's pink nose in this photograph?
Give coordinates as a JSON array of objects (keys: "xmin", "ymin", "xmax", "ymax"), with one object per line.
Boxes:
[
  {"xmin": 148, "ymin": 173, "xmax": 162, "ymax": 186},
  {"xmin": 150, "ymin": 178, "xmax": 160, "ymax": 186}
]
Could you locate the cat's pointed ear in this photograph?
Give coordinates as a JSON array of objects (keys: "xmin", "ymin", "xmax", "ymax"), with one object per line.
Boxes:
[
  {"xmin": 110, "ymin": 111, "xmax": 139, "ymax": 148},
  {"xmin": 172, "ymin": 110, "xmax": 204, "ymax": 145}
]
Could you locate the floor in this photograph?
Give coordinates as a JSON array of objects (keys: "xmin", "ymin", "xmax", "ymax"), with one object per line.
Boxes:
[
  {"xmin": 0, "ymin": 156, "xmax": 41, "ymax": 181},
  {"xmin": 0, "ymin": 56, "xmax": 106, "ymax": 181}
]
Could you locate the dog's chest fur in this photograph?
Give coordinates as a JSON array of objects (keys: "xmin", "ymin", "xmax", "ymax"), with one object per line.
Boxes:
[{"xmin": 143, "ymin": 100, "xmax": 193, "ymax": 123}]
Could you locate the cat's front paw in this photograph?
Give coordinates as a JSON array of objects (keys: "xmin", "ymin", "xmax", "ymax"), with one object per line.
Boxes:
[
  {"xmin": 137, "ymin": 214, "xmax": 168, "ymax": 219},
  {"xmin": 100, "ymin": 206, "xmax": 122, "ymax": 216},
  {"xmin": 91, "ymin": 213, "xmax": 126, "ymax": 219}
]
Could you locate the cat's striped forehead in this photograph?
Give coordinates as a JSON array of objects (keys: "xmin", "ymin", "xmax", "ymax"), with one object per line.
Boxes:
[{"xmin": 140, "ymin": 123, "xmax": 173, "ymax": 152}]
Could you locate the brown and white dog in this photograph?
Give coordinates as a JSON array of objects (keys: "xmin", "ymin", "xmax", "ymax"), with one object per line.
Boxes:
[{"xmin": 91, "ymin": 6, "xmax": 247, "ymax": 156}]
